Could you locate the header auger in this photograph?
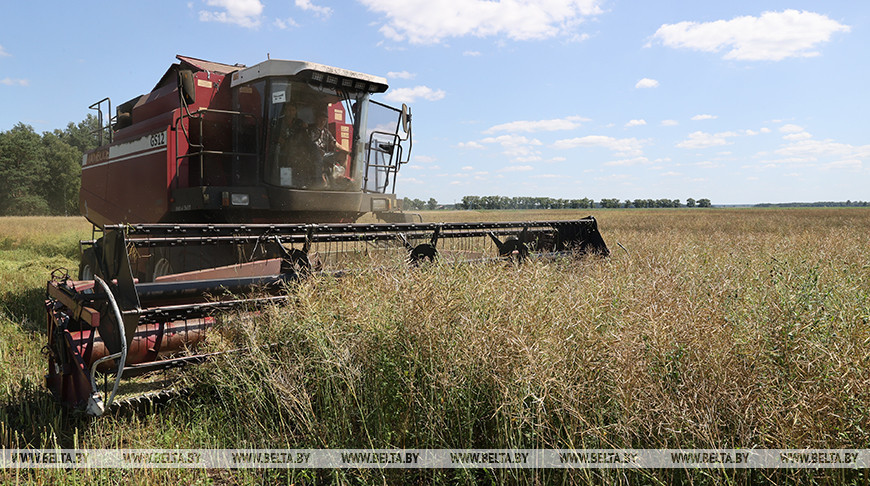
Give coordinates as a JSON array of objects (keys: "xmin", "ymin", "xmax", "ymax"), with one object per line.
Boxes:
[{"xmin": 45, "ymin": 54, "xmax": 608, "ymax": 414}]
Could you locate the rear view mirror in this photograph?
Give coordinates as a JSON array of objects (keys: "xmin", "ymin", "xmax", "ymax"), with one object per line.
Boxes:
[
  {"xmin": 179, "ymin": 70, "xmax": 196, "ymax": 105},
  {"xmin": 401, "ymin": 103, "xmax": 411, "ymax": 134}
]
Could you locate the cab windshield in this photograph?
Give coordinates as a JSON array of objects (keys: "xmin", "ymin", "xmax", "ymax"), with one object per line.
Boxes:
[{"xmin": 261, "ymin": 78, "xmax": 369, "ymax": 191}]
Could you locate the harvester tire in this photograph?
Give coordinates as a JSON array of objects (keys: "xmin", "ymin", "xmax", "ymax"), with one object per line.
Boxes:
[{"xmin": 79, "ymin": 248, "xmax": 97, "ymax": 280}]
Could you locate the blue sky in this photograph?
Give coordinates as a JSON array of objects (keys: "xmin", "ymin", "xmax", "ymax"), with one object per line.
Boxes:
[{"xmin": 1, "ymin": 1, "xmax": 867, "ymax": 204}]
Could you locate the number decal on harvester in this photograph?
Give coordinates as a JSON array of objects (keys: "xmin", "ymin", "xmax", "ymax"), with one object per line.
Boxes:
[{"xmin": 150, "ymin": 131, "xmax": 166, "ymax": 147}]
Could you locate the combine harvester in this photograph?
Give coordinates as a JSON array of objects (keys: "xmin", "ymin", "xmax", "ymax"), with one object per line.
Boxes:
[{"xmin": 44, "ymin": 56, "xmax": 609, "ymax": 415}]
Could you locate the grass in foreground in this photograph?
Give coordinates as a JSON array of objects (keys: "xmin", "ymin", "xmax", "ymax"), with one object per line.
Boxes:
[{"xmin": 1, "ymin": 209, "xmax": 869, "ymax": 485}]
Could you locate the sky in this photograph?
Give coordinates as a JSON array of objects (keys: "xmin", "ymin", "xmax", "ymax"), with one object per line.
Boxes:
[{"xmin": 1, "ymin": 0, "xmax": 867, "ymax": 205}]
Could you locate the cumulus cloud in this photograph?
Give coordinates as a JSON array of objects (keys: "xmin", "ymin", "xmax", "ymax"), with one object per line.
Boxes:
[
  {"xmin": 483, "ymin": 115, "xmax": 589, "ymax": 134},
  {"xmin": 605, "ymin": 157, "xmax": 650, "ymax": 166},
  {"xmin": 773, "ymin": 139, "xmax": 870, "ymax": 168},
  {"xmin": 625, "ymin": 119, "xmax": 647, "ymax": 127},
  {"xmin": 463, "ymin": 50, "xmax": 482, "ymax": 56},
  {"xmin": 661, "ymin": 119, "xmax": 679, "ymax": 126},
  {"xmin": 359, "ymin": 0, "xmax": 604, "ymax": 44},
  {"xmin": 779, "ymin": 124, "xmax": 804, "ymax": 133},
  {"xmin": 295, "ymin": 0, "xmax": 332, "ymax": 17},
  {"xmin": 274, "ymin": 17, "xmax": 299, "ymax": 29},
  {"xmin": 387, "ymin": 70, "xmax": 416, "ymax": 80},
  {"xmin": 457, "ymin": 141, "xmax": 485, "ymax": 149},
  {"xmin": 383, "ymin": 86, "xmax": 446, "ymax": 103},
  {"xmin": 553, "ymin": 135, "xmax": 645, "ymax": 156},
  {"xmin": 501, "ymin": 165, "xmax": 534, "ymax": 172},
  {"xmin": 650, "ymin": 10, "xmax": 850, "ymax": 61},
  {"xmin": 692, "ymin": 114, "xmax": 717, "ymax": 121},
  {"xmin": 199, "ymin": 0, "xmax": 264, "ymax": 28},
  {"xmin": 635, "ymin": 78, "xmax": 659, "ymax": 89},
  {"xmin": 1, "ymin": 78, "xmax": 29, "ymax": 86},
  {"xmin": 0, "ymin": 45, "xmax": 10, "ymax": 57},
  {"xmin": 480, "ymin": 135, "xmax": 543, "ymax": 160},
  {"xmin": 783, "ymin": 132, "xmax": 812, "ymax": 141},
  {"xmin": 676, "ymin": 131, "xmax": 738, "ymax": 149}
]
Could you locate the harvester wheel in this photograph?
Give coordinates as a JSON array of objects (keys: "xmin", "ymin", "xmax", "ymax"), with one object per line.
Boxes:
[{"xmin": 79, "ymin": 248, "xmax": 97, "ymax": 280}]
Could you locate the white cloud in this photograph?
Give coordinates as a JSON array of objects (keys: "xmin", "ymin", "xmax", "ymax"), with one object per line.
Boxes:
[
  {"xmin": 387, "ymin": 70, "xmax": 416, "ymax": 80},
  {"xmin": 273, "ymin": 17, "xmax": 299, "ymax": 29},
  {"xmin": 823, "ymin": 160, "xmax": 862, "ymax": 171},
  {"xmin": 457, "ymin": 141, "xmax": 485, "ymax": 149},
  {"xmin": 199, "ymin": 0, "xmax": 264, "ymax": 28},
  {"xmin": 661, "ymin": 119, "xmax": 679, "ymax": 126},
  {"xmin": 553, "ymin": 135, "xmax": 645, "ymax": 156},
  {"xmin": 676, "ymin": 131, "xmax": 737, "ymax": 149},
  {"xmin": 463, "ymin": 50, "xmax": 482, "ymax": 56},
  {"xmin": 413, "ymin": 155, "xmax": 437, "ymax": 163},
  {"xmin": 382, "ymin": 85, "xmax": 446, "ymax": 103},
  {"xmin": 635, "ymin": 78, "xmax": 659, "ymax": 89},
  {"xmin": 483, "ymin": 115, "xmax": 589, "ymax": 134},
  {"xmin": 0, "ymin": 45, "xmax": 10, "ymax": 57},
  {"xmin": 779, "ymin": 124, "xmax": 804, "ymax": 133},
  {"xmin": 773, "ymin": 139, "xmax": 870, "ymax": 168},
  {"xmin": 692, "ymin": 114, "xmax": 717, "ymax": 121},
  {"xmin": 501, "ymin": 165, "xmax": 534, "ymax": 172},
  {"xmin": 650, "ymin": 10, "xmax": 850, "ymax": 61},
  {"xmin": 605, "ymin": 157, "xmax": 650, "ymax": 166},
  {"xmin": 0, "ymin": 78, "xmax": 29, "ymax": 86},
  {"xmin": 359, "ymin": 0, "xmax": 604, "ymax": 44},
  {"xmin": 783, "ymin": 132, "xmax": 812, "ymax": 141},
  {"xmin": 480, "ymin": 135, "xmax": 543, "ymax": 160},
  {"xmin": 295, "ymin": 0, "xmax": 332, "ymax": 18},
  {"xmin": 461, "ymin": 165, "xmax": 474, "ymax": 171},
  {"xmin": 625, "ymin": 119, "xmax": 646, "ymax": 127},
  {"xmin": 694, "ymin": 161, "xmax": 721, "ymax": 168}
]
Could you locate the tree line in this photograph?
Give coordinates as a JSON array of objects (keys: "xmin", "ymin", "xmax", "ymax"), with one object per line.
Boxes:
[
  {"xmin": 0, "ymin": 116, "xmax": 99, "ymax": 216},
  {"xmin": 755, "ymin": 201, "xmax": 869, "ymax": 208},
  {"xmin": 456, "ymin": 196, "xmax": 711, "ymax": 210}
]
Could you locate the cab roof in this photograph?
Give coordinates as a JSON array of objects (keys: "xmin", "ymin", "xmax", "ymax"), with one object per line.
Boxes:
[{"xmin": 230, "ymin": 58, "xmax": 388, "ymax": 94}]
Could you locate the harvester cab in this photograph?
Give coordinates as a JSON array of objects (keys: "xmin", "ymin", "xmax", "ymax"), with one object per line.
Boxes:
[
  {"xmin": 82, "ymin": 55, "xmax": 412, "ymax": 232},
  {"xmin": 45, "ymin": 55, "xmax": 610, "ymax": 415}
]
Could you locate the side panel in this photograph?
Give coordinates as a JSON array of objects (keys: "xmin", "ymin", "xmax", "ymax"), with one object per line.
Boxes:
[{"xmin": 81, "ymin": 130, "xmax": 171, "ymax": 224}]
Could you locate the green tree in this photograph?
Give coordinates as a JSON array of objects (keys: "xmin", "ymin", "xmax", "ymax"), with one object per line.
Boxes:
[
  {"xmin": 54, "ymin": 114, "xmax": 101, "ymax": 154},
  {"xmin": 427, "ymin": 197, "xmax": 437, "ymax": 210},
  {"xmin": 697, "ymin": 198, "xmax": 712, "ymax": 208},
  {"xmin": 0, "ymin": 123, "xmax": 50, "ymax": 215},
  {"xmin": 686, "ymin": 197, "xmax": 696, "ymax": 208},
  {"xmin": 42, "ymin": 132, "xmax": 82, "ymax": 215}
]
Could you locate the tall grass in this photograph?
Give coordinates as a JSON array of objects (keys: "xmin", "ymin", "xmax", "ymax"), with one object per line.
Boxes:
[{"xmin": 2, "ymin": 209, "xmax": 869, "ymax": 484}]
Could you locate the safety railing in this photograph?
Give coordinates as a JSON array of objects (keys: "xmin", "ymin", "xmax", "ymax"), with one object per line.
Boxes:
[{"xmin": 173, "ymin": 109, "xmax": 260, "ymax": 188}]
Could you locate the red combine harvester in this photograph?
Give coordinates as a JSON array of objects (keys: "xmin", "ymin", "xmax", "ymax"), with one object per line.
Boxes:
[{"xmin": 44, "ymin": 55, "xmax": 609, "ymax": 414}]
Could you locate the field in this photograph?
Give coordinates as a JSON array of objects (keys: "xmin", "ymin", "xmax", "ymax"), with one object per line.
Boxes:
[{"xmin": 1, "ymin": 208, "xmax": 869, "ymax": 485}]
